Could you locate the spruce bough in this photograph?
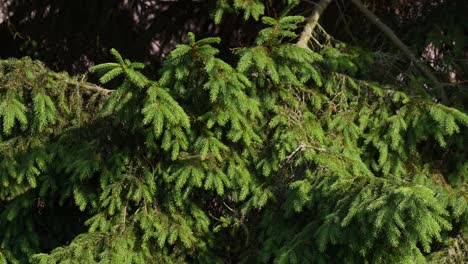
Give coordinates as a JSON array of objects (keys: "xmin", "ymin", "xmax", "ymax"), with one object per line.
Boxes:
[{"xmin": 0, "ymin": 5, "xmax": 467, "ymax": 264}]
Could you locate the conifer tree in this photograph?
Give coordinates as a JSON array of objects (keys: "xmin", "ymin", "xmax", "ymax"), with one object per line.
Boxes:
[{"xmin": 0, "ymin": 1, "xmax": 466, "ymax": 263}]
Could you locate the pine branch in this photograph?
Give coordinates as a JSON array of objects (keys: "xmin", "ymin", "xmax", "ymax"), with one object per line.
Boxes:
[
  {"xmin": 72, "ymin": 80, "xmax": 114, "ymax": 95},
  {"xmin": 285, "ymin": 142, "xmax": 307, "ymax": 163},
  {"xmin": 297, "ymin": 0, "xmax": 333, "ymax": 48},
  {"xmin": 49, "ymin": 72, "xmax": 113, "ymax": 95},
  {"xmin": 350, "ymin": 0, "xmax": 448, "ymax": 102}
]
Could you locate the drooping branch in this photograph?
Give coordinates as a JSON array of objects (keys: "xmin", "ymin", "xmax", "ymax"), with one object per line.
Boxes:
[
  {"xmin": 350, "ymin": 0, "xmax": 448, "ymax": 102},
  {"xmin": 297, "ymin": 0, "xmax": 333, "ymax": 48}
]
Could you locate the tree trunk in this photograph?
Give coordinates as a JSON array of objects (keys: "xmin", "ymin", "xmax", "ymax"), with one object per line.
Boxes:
[{"xmin": 350, "ymin": 0, "xmax": 447, "ymax": 102}]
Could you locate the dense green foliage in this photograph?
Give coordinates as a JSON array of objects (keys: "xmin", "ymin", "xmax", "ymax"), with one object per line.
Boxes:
[{"xmin": 0, "ymin": 0, "xmax": 467, "ymax": 263}]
